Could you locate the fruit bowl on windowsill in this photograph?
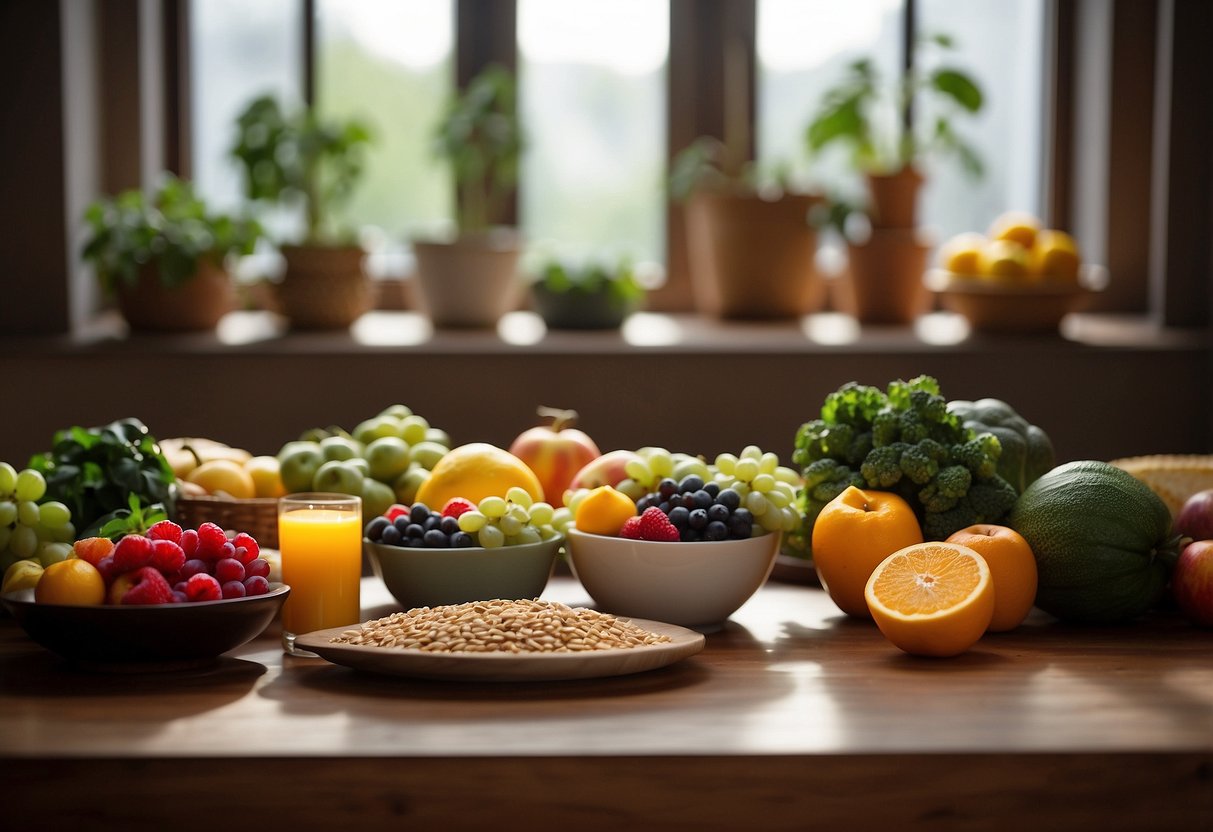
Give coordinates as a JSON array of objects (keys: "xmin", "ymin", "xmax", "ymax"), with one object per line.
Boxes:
[
  {"xmin": 924, "ymin": 265, "xmax": 1108, "ymax": 333},
  {"xmin": 0, "ymin": 584, "xmax": 289, "ymax": 670}
]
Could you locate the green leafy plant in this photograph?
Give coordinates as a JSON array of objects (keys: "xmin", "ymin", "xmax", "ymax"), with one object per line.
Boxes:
[
  {"xmin": 536, "ymin": 259, "xmax": 645, "ymax": 306},
  {"xmin": 806, "ymin": 34, "xmax": 985, "ymax": 178},
  {"xmin": 29, "ymin": 418, "xmax": 176, "ymax": 539},
  {"xmin": 230, "ymin": 94, "xmax": 373, "ymax": 244},
  {"xmin": 433, "ymin": 65, "xmax": 524, "ymax": 234},
  {"xmin": 81, "ymin": 175, "xmax": 263, "ymax": 294},
  {"xmin": 668, "ymin": 136, "xmax": 799, "ymax": 203}
]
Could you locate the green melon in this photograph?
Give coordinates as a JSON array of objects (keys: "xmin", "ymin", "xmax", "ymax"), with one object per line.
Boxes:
[{"xmin": 1008, "ymin": 460, "xmax": 1179, "ymax": 624}]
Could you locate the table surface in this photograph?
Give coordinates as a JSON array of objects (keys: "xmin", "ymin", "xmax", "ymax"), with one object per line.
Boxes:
[{"xmin": 3, "ymin": 574, "xmax": 1211, "ymax": 830}]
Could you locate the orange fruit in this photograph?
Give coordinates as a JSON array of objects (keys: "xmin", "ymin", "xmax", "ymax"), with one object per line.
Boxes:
[
  {"xmin": 988, "ymin": 211, "xmax": 1042, "ymax": 250},
  {"xmin": 186, "ymin": 459, "xmax": 256, "ymax": 499},
  {"xmin": 947, "ymin": 524, "xmax": 1038, "ymax": 632},
  {"xmin": 811, "ymin": 486, "xmax": 924, "ymax": 618},
  {"xmin": 1030, "ymin": 229, "xmax": 1081, "ymax": 282},
  {"xmin": 73, "ymin": 536, "xmax": 115, "ymax": 567},
  {"xmin": 34, "ymin": 558, "xmax": 106, "ymax": 606},
  {"xmin": 573, "ymin": 485, "xmax": 637, "ymax": 536},
  {"xmin": 414, "ymin": 443, "xmax": 544, "ymax": 509},
  {"xmin": 865, "ymin": 541, "xmax": 994, "ymax": 657}
]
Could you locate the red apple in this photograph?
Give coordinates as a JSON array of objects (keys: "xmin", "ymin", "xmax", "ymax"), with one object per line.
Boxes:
[
  {"xmin": 1176, "ymin": 489, "xmax": 1213, "ymax": 541},
  {"xmin": 1173, "ymin": 539, "xmax": 1213, "ymax": 627},
  {"xmin": 508, "ymin": 408, "xmax": 602, "ymax": 508},
  {"xmin": 568, "ymin": 449, "xmax": 642, "ymax": 494}
]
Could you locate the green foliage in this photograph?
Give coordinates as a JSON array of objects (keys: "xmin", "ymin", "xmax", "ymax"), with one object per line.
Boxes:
[
  {"xmin": 792, "ymin": 375, "xmax": 1018, "ymax": 542},
  {"xmin": 230, "ymin": 94, "xmax": 373, "ymax": 244},
  {"xmin": 805, "ymin": 33, "xmax": 984, "ymax": 178},
  {"xmin": 28, "ymin": 418, "xmax": 176, "ymax": 539},
  {"xmin": 433, "ymin": 65, "xmax": 524, "ymax": 234},
  {"xmin": 81, "ymin": 175, "xmax": 262, "ymax": 294},
  {"xmin": 536, "ymin": 259, "xmax": 645, "ymax": 305}
]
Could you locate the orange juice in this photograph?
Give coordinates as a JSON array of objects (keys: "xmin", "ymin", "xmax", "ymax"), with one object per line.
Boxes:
[{"xmin": 279, "ymin": 507, "xmax": 362, "ymax": 636}]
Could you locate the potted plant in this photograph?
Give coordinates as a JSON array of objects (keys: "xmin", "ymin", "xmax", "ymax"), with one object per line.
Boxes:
[
  {"xmin": 412, "ymin": 65, "xmax": 525, "ymax": 328},
  {"xmin": 529, "ymin": 259, "xmax": 645, "ymax": 330},
  {"xmin": 231, "ymin": 95, "xmax": 374, "ymax": 329},
  {"xmin": 82, "ymin": 174, "xmax": 262, "ymax": 332},
  {"xmin": 806, "ymin": 34, "xmax": 984, "ymax": 323}
]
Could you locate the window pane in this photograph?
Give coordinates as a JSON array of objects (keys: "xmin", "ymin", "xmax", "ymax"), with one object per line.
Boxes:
[
  {"xmin": 518, "ymin": 0, "xmax": 669, "ymax": 267},
  {"xmin": 190, "ymin": 0, "xmax": 301, "ymax": 213},
  {"xmin": 917, "ymin": 0, "xmax": 1047, "ymax": 239},
  {"xmin": 316, "ymin": 0, "xmax": 455, "ymax": 239},
  {"xmin": 757, "ymin": 0, "xmax": 904, "ymax": 200}
]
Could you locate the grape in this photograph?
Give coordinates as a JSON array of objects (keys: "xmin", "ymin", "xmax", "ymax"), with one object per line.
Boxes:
[
  {"xmin": 775, "ymin": 466, "xmax": 801, "ymax": 485},
  {"xmin": 745, "ymin": 492, "xmax": 770, "ymax": 516},
  {"xmin": 714, "ymin": 453, "xmax": 738, "ymax": 475},
  {"xmin": 458, "ymin": 510, "xmax": 488, "ymax": 533},
  {"xmin": 48, "ymin": 521, "xmax": 76, "ymax": 543},
  {"xmin": 624, "ymin": 459, "xmax": 652, "ymax": 483},
  {"xmin": 505, "ymin": 487, "xmax": 533, "ymax": 509},
  {"xmin": 17, "ymin": 501, "xmax": 39, "ymax": 527},
  {"xmin": 14, "ymin": 469, "xmax": 46, "ymax": 502},
  {"xmin": 750, "ymin": 473, "xmax": 776, "ymax": 493},
  {"xmin": 759, "ymin": 452, "xmax": 780, "ymax": 475},
  {"xmin": 507, "ymin": 504, "xmax": 529, "ymax": 523},
  {"xmin": 740, "ymin": 445, "xmax": 763, "ymax": 461},
  {"xmin": 478, "ymin": 524, "xmax": 505, "ymax": 549},
  {"xmin": 514, "ymin": 526, "xmax": 541, "ymax": 546},
  {"xmin": 10, "ymin": 525, "xmax": 38, "ymax": 559},
  {"xmin": 551, "ymin": 507, "xmax": 574, "ymax": 532},
  {"xmin": 0, "ymin": 500, "xmax": 16, "ymax": 527},
  {"xmin": 528, "ymin": 502, "xmax": 554, "ymax": 526},
  {"xmin": 616, "ymin": 479, "xmax": 647, "ymax": 501},
  {"xmin": 498, "ymin": 515, "xmax": 523, "ymax": 537},
  {"xmin": 758, "ymin": 508, "xmax": 784, "ymax": 533},
  {"xmin": 733, "ymin": 458, "xmax": 761, "ymax": 482},
  {"xmin": 479, "ymin": 496, "xmax": 508, "ymax": 518},
  {"xmin": 766, "ymin": 489, "xmax": 791, "ymax": 509},
  {"xmin": 0, "ymin": 463, "xmax": 15, "ymax": 495},
  {"xmin": 646, "ymin": 449, "xmax": 674, "ymax": 478},
  {"xmin": 780, "ymin": 507, "xmax": 800, "ymax": 532}
]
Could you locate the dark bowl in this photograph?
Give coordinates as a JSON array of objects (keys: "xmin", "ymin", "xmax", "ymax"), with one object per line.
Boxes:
[{"xmin": 0, "ymin": 584, "xmax": 289, "ymax": 669}]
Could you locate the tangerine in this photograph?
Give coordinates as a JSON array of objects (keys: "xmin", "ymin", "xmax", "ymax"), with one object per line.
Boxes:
[
  {"xmin": 414, "ymin": 443, "xmax": 544, "ymax": 509},
  {"xmin": 573, "ymin": 485, "xmax": 637, "ymax": 536},
  {"xmin": 34, "ymin": 558, "xmax": 106, "ymax": 606},
  {"xmin": 946, "ymin": 524, "xmax": 1038, "ymax": 632}
]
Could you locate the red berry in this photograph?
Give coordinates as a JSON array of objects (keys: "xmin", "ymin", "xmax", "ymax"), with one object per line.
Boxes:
[
  {"xmin": 180, "ymin": 528, "xmax": 199, "ymax": 557},
  {"xmin": 245, "ymin": 558, "xmax": 271, "ymax": 579},
  {"xmin": 386, "ymin": 504, "xmax": 409, "ymax": 521},
  {"xmin": 231, "ymin": 532, "xmax": 260, "ymax": 563},
  {"xmin": 214, "ymin": 557, "xmax": 246, "ymax": 583},
  {"xmin": 96, "ymin": 555, "xmax": 118, "ymax": 584},
  {"xmin": 441, "ymin": 498, "xmax": 477, "ymax": 519},
  {"xmin": 112, "ymin": 535, "xmax": 155, "ymax": 574},
  {"xmin": 147, "ymin": 520, "xmax": 183, "ymax": 544},
  {"xmin": 179, "ymin": 558, "xmax": 209, "ymax": 580},
  {"xmin": 120, "ymin": 566, "xmax": 174, "ymax": 605},
  {"xmin": 184, "ymin": 573, "xmax": 222, "ymax": 602},
  {"xmin": 242, "ymin": 575, "xmax": 270, "ymax": 596},
  {"xmin": 619, "ymin": 516, "xmax": 643, "ymax": 539},
  {"xmin": 221, "ymin": 580, "xmax": 246, "ymax": 600},
  {"xmin": 637, "ymin": 507, "xmax": 680, "ymax": 542},
  {"xmin": 196, "ymin": 522, "xmax": 228, "ymax": 560},
  {"xmin": 150, "ymin": 539, "xmax": 186, "ymax": 574}
]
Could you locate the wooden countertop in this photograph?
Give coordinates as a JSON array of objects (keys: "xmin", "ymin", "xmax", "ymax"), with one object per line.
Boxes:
[{"xmin": 2, "ymin": 575, "xmax": 1210, "ymax": 830}]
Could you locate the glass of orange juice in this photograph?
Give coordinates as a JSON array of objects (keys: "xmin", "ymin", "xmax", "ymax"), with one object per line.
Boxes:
[{"xmin": 278, "ymin": 492, "xmax": 362, "ymax": 656}]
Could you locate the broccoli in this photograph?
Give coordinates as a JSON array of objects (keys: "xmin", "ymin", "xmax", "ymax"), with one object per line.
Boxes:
[
  {"xmin": 860, "ymin": 443, "xmax": 907, "ymax": 488},
  {"xmin": 899, "ymin": 444, "xmax": 939, "ymax": 485},
  {"xmin": 921, "ymin": 477, "xmax": 1020, "ymax": 540},
  {"xmin": 952, "ymin": 433, "xmax": 1001, "ymax": 480}
]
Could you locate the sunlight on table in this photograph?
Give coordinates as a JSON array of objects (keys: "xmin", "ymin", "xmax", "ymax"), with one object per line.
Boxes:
[
  {"xmin": 351, "ymin": 311, "xmax": 433, "ymax": 346},
  {"xmin": 622, "ymin": 312, "xmax": 684, "ymax": 346}
]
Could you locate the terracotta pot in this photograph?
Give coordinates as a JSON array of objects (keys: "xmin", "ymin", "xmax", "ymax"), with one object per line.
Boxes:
[
  {"xmin": 841, "ymin": 229, "xmax": 931, "ymax": 324},
  {"xmin": 531, "ymin": 283, "xmax": 635, "ymax": 330},
  {"xmin": 685, "ymin": 190, "xmax": 824, "ymax": 319},
  {"xmin": 866, "ymin": 167, "xmax": 924, "ymax": 230},
  {"xmin": 277, "ymin": 245, "xmax": 372, "ymax": 330},
  {"xmin": 412, "ymin": 232, "xmax": 522, "ymax": 328},
  {"xmin": 115, "ymin": 260, "xmax": 235, "ymax": 332}
]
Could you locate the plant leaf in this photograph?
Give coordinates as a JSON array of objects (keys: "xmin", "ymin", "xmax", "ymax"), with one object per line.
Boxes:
[{"xmin": 931, "ymin": 69, "xmax": 984, "ymax": 112}]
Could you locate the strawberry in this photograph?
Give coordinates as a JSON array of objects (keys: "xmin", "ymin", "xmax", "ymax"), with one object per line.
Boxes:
[
  {"xmin": 636, "ymin": 507, "xmax": 679, "ymax": 542},
  {"xmin": 619, "ymin": 516, "xmax": 643, "ymax": 539},
  {"xmin": 120, "ymin": 566, "xmax": 174, "ymax": 605}
]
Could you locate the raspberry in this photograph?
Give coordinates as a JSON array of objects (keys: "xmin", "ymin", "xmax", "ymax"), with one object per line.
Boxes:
[
  {"xmin": 243, "ymin": 575, "xmax": 270, "ymax": 596},
  {"xmin": 151, "ymin": 539, "xmax": 186, "ymax": 574},
  {"xmin": 147, "ymin": 520, "xmax": 183, "ymax": 544},
  {"xmin": 619, "ymin": 516, "xmax": 643, "ymax": 539},
  {"xmin": 184, "ymin": 572, "xmax": 222, "ymax": 602},
  {"xmin": 195, "ymin": 522, "xmax": 228, "ymax": 560},
  {"xmin": 214, "ymin": 557, "xmax": 246, "ymax": 584},
  {"xmin": 221, "ymin": 580, "xmax": 246, "ymax": 600},
  {"xmin": 112, "ymin": 534, "xmax": 155, "ymax": 574},
  {"xmin": 231, "ymin": 532, "xmax": 260, "ymax": 564},
  {"xmin": 441, "ymin": 498, "xmax": 477, "ymax": 519},
  {"xmin": 245, "ymin": 558, "xmax": 271, "ymax": 579},
  {"xmin": 637, "ymin": 507, "xmax": 680, "ymax": 542},
  {"xmin": 180, "ymin": 528, "xmax": 199, "ymax": 557},
  {"xmin": 121, "ymin": 566, "xmax": 174, "ymax": 605},
  {"xmin": 385, "ymin": 504, "xmax": 409, "ymax": 522}
]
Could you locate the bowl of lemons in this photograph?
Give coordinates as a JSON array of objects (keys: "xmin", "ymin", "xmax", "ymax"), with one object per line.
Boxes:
[{"xmin": 926, "ymin": 211, "xmax": 1107, "ymax": 333}]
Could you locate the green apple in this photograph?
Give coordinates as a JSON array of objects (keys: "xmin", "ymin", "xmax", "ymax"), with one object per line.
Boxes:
[
  {"xmin": 320, "ymin": 435, "xmax": 363, "ymax": 461},
  {"xmin": 278, "ymin": 442, "xmax": 325, "ymax": 493},
  {"xmin": 380, "ymin": 404, "xmax": 413, "ymax": 420},
  {"xmin": 353, "ymin": 415, "xmax": 403, "ymax": 446},
  {"xmin": 348, "ymin": 457, "xmax": 370, "ymax": 476},
  {"xmin": 424, "ymin": 427, "xmax": 451, "ymax": 447},
  {"xmin": 360, "ymin": 478, "xmax": 396, "ymax": 520},
  {"xmin": 407, "ymin": 440, "xmax": 448, "ymax": 471},
  {"xmin": 399, "ymin": 415, "xmax": 430, "ymax": 445},
  {"xmin": 393, "ymin": 466, "xmax": 431, "ymax": 505},
  {"xmin": 365, "ymin": 436, "xmax": 412, "ymax": 483},
  {"xmin": 312, "ymin": 459, "xmax": 365, "ymax": 496}
]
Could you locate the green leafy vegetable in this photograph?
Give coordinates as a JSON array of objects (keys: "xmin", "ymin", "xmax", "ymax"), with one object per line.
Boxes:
[
  {"xmin": 28, "ymin": 418, "xmax": 177, "ymax": 539},
  {"xmin": 792, "ymin": 376, "xmax": 1019, "ymax": 545}
]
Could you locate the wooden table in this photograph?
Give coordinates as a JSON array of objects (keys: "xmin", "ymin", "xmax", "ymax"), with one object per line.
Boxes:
[{"xmin": 1, "ymin": 575, "xmax": 1210, "ymax": 831}]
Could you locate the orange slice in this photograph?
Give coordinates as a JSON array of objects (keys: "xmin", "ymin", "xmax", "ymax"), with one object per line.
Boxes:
[{"xmin": 864, "ymin": 542, "xmax": 993, "ymax": 657}]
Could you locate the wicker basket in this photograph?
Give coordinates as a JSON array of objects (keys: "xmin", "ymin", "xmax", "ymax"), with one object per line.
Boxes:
[{"xmin": 175, "ymin": 495, "xmax": 281, "ymax": 549}]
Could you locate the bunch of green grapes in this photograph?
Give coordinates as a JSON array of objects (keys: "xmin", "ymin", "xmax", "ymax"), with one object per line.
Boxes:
[
  {"xmin": 711, "ymin": 446, "xmax": 803, "ymax": 534},
  {"xmin": 0, "ymin": 462, "xmax": 75, "ymax": 572},
  {"xmin": 455, "ymin": 487, "xmax": 562, "ymax": 549},
  {"xmin": 615, "ymin": 447, "xmax": 711, "ymax": 501}
]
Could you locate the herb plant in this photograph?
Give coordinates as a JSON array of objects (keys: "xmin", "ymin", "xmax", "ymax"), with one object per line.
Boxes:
[
  {"xmin": 536, "ymin": 259, "xmax": 645, "ymax": 306},
  {"xmin": 230, "ymin": 94, "xmax": 373, "ymax": 244},
  {"xmin": 82, "ymin": 175, "xmax": 263, "ymax": 293}
]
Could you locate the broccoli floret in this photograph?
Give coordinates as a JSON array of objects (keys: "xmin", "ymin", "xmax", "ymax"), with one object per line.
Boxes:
[
  {"xmin": 860, "ymin": 443, "xmax": 909, "ymax": 488},
  {"xmin": 898, "ymin": 410, "xmax": 930, "ymax": 444},
  {"xmin": 918, "ymin": 437, "xmax": 950, "ymax": 464},
  {"xmin": 935, "ymin": 465, "xmax": 972, "ymax": 498},
  {"xmin": 922, "ymin": 506, "xmax": 975, "ymax": 540},
  {"xmin": 952, "ymin": 432, "xmax": 1001, "ymax": 479},
  {"xmin": 802, "ymin": 458, "xmax": 845, "ymax": 489},
  {"xmin": 899, "ymin": 443, "xmax": 940, "ymax": 485},
  {"xmin": 871, "ymin": 409, "xmax": 900, "ymax": 447},
  {"xmin": 809, "ymin": 478, "xmax": 852, "ymax": 506},
  {"xmin": 964, "ymin": 476, "xmax": 1019, "ymax": 523},
  {"xmin": 917, "ymin": 482, "xmax": 960, "ymax": 513},
  {"xmin": 821, "ymin": 382, "xmax": 887, "ymax": 426},
  {"xmin": 847, "ymin": 431, "xmax": 874, "ymax": 466}
]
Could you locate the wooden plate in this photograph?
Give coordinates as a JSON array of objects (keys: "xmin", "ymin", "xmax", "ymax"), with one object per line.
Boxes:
[{"xmin": 294, "ymin": 617, "xmax": 705, "ymax": 682}]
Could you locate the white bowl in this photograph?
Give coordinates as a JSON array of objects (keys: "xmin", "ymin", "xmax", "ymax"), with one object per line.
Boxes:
[{"xmin": 565, "ymin": 529, "xmax": 780, "ymax": 629}]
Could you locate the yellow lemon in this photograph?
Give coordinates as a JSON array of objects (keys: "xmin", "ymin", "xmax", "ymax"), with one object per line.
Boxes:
[
  {"xmin": 414, "ymin": 443, "xmax": 544, "ymax": 509},
  {"xmin": 979, "ymin": 239, "xmax": 1032, "ymax": 280},
  {"xmin": 186, "ymin": 458, "xmax": 257, "ymax": 499},
  {"xmin": 938, "ymin": 232, "xmax": 987, "ymax": 277},
  {"xmin": 988, "ymin": 210, "xmax": 1042, "ymax": 250},
  {"xmin": 244, "ymin": 455, "xmax": 287, "ymax": 498},
  {"xmin": 1030, "ymin": 229, "xmax": 1082, "ymax": 282}
]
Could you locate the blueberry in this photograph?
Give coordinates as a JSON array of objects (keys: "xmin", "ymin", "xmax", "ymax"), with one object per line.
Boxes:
[
  {"xmin": 440, "ymin": 516, "xmax": 460, "ymax": 535},
  {"xmin": 681, "ymin": 527, "xmax": 702, "ymax": 542},
  {"xmin": 380, "ymin": 524, "xmax": 403, "ymax": 545},
  {"xmin": 693, "ymin": 489, "xmax": 713, "ymax": 510},
  {"xmin": 716, "ymin": 489, "xmax": 741, "ymax": 510},
  {"xmin": 731, "ymin": 507, "xmax": 753, "ymax": 525},
  {"xmin": 364, "ymin": 516, "xmax": 390, "ymax": 540},
  {"xmin": 423, "ymin": 529, "xmax": 449, "ymax": 548},
  {"xmin": 679, "ymin": 475, "xmax": 705, "ymax": 494},
  {"xmin": 705, "ymin": 520, "xmax": 729, "ymax": 541},
  {"xmin": 707, "ymin": 503, "xmax": 730, "ymax": 523},
  {"xmin": 423, "ymin": 515, "xmax": 442, "ymax": 532},
  {"xmin": 688, "ymin": 508, "xmax": 709, "ymax": 530},
  {"xmin": 704, "ymin": 481, "xmax": 720, "ymax": 497},
  {"xmin": 405, "ymin": 523, "xmax": 425, "ymax": 539},
  {"xmin": 409, "ymin": 504, "xmax": 431, "ymax": 524},
  {"xmin": 658, "ymin": 501, "xmax": 671, "ymax": 514},
  {"xmin": 681, "ymin": 493, "xmax": 697, "ymax": 509},
  {"xmin": 658, "ymin": 478, "xmax": 679, "ymax": 498},
  {"xmin": 637, "ymin": 494, "xmax": 657, "ymax": 512},
  {"xmin": 729, "ymin": 516, "xmax": 753, "ymax": 539},
  {"xmin": 405, "ymin": 536, "xmax": 423, "ymax": 548},
  {"xmin": 668, "ymin": 506, "xmax": 690, "ymax": 529},
  {"xmin": 393, "ymin": 515, "xmax": 411, "ymax": 534},
  {"xmin": 450, "ymin": 531, "xmax": 475, "ymax": 548}
]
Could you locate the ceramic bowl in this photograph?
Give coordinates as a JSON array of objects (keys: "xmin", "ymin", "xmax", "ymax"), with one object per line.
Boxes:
[
  {"xmin": 924, "ymin": 265, "xmax": 1107, "ymax": 333},
  {"xmin": 565, "ymin": 529, "xmax": 781, "ymax": 629},
  {"xmin": 364, "ymin": 535, "xmax": 563, "ymax": 609},
  {"xmin": 0, "ymin": 584, "xmax": 290, "ymax": 669}
]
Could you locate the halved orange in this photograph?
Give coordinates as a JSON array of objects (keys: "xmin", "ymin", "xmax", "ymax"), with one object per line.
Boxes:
[{"xmin": 864, "ymin": 542, "xmax": 994, "ymax": 657}]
